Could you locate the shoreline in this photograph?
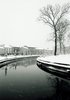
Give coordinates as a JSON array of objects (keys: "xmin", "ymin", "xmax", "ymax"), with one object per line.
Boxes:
[{"xmin": 0, "ymin": 55, "xmax": 39, "ymax": 68}]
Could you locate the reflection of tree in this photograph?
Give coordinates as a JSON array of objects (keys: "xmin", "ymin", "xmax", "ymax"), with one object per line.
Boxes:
[
  {"xmin": 46, "ymin": 76, "xmax": 70, "ymax": 100},
  {"xmin": 9, "ymin": 63, "xmax": 17, "ymax": 70},
  {"xmin": 3, "ymin": 58, "xmax": 36, "ymax": 76},
  {"xmin": 5, "ymin": 67, "xmax": 7, "ymax": 76},
  {"xmin": 8, "ymin": 58, "xmax": 36, "ymax": 69},
  {"xmin": 38, "ymin": 63, "xmax": 70, "ymax": 99}
]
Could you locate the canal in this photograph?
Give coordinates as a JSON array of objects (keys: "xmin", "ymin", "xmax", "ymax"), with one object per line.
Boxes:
[{"xmin": 0, "ymin": 57, "xmax": 70, "ymax": 100}]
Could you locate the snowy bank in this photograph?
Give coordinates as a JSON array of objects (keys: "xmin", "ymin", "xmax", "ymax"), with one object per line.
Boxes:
[
  {"xmin": 37, "ymin": 54, "xmax": 70, "ymax": 69},
  {"xmin": 37, "ymin": 54, "xmax": 70, "ymax": 65},
  {"xmin": 37, "ymin": 55, "xmax": 70, "ymax": 80}
]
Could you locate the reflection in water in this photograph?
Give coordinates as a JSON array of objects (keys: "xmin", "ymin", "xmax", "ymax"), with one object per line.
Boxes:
[
  {"xmin": 4, "ymin": 58, "xmax": 36, "ymax": 76},
  {"xmin": 0, "ymin": 57, "xmax": 70, "ymax": 100},
  {"xmin": 5, "ymin": 67, "xmax": 7, "ymax": 76},
  {"xmin": 45, "ymin": 76, "xmax": 70, "ymax": 100},
  {"xmin": 53, "ymin": 78, "xmax": 70, "ymax": 100},
  {"xmin": 9, "ymin": 57, "xmax": 36, "ymax": 68}
]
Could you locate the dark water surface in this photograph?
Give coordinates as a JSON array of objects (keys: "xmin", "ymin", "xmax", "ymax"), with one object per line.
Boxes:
[{"xmin": 0, "ymin": 57, "xmax": 70, "ymax": 100}]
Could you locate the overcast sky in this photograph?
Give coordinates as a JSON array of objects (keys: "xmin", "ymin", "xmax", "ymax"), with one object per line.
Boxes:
[{"xmin": 0, "ymin": 0, "xmax": 70, "ymax": 49}]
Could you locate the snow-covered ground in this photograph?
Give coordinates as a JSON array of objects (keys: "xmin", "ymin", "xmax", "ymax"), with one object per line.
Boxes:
[{"xmin": 37, "ymin": 54, "xmax": 70, "ymax": 65}]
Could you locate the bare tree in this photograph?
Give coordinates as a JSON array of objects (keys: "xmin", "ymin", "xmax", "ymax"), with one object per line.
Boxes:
[
  {"xmin": 39, "ymin": 3, "xmax": 70, "ymax": 55},
  {"xmin": 56, "ymin": 19, "xmax": 70, "ymax": 54}
]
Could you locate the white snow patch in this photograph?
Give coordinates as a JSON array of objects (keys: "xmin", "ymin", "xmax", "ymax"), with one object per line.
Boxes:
[{"xmin": 37, "ymin": 54, "xmax": 70, "ymax": 65}]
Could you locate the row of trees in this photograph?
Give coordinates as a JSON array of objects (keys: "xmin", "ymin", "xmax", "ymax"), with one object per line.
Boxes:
[{"xmin": 39, "ymin": 3, "xmax": 70, "ymax": 55}]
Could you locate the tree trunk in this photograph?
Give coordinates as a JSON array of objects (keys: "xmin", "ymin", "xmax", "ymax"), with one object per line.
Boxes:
[
  {"xmin": 62, "ymin": 43, "xmax": 65, "ymax": 54},
  {"xmin": 60, "ymin": 41, "xmax": 62, "ymax": 54},
  {"xmin": 54, "ymin": 29, "xmax": 57, "ymax": 55}
]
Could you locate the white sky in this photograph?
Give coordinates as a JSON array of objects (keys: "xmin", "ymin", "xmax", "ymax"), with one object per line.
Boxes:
[{"xmin": 0, "ymin": 0, "xmax": 70, "ymax": 49}]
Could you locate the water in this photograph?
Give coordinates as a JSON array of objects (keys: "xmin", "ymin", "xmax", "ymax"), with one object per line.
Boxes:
[{"xmin": 0, "ymin": 57, "xmax": 70, "ymax": 100}]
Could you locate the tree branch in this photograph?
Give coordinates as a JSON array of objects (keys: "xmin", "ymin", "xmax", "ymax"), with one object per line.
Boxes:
[
  {"xmin": 49, "ymin": 5, "xmax": 55, "ymax": 19},
  {"xmin": 40, "ymin": 16, "xmax": 53, "ymax": 27},
  {"xmin": 40, "ymin": 7, "xmax": 54, "ymax": 25}
]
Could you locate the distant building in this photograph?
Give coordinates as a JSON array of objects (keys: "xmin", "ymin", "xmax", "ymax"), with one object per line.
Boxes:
[
  {"xmin": 0, "ymin": 45, "xmax": 55, "ymax": 56},
  {"xmin": 0, "ymin": 47, "xmax": 5, "ymax": 55},
  {"xmin": 24, "ymin": 46, "xmax": 36, "ymax": 55},
  {"xmin": 11, "ymin": 47, "xmax": 21, "ymax": 55}
]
